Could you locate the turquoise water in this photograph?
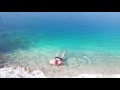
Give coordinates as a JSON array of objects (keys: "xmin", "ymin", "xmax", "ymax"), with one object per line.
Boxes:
[{"xmin": 1, "ymin": 12, "xmax": 120, "ymax": 73}]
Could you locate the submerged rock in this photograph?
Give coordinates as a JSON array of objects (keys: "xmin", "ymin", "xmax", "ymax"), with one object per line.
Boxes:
[{"xmin": 0, "ymin": 52, "xmax": 5, "ymax": 63}]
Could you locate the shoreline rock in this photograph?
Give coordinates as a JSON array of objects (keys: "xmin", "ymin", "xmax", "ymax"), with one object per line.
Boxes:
[
  {"xmin": 0, "ymin": 66, "xmax": 47, "ymax": 78},
  {"xmin": 0, "ymin": 66, "xmax": 120, "ymax": 78}
]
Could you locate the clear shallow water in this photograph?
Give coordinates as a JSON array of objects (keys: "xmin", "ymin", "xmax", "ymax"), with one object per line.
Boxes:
[{"xmin": 1, "ymin": 12, "xmax": 120, "ymax": 74}]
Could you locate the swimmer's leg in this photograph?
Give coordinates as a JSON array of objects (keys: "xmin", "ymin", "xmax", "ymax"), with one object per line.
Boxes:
[
  {"xmin": 56, "ymin": 50, "xmax": 60, "ymax": 57},
  {"xmin": 61, "ymin": 51, "xmax": 65, "ymax": 58}
]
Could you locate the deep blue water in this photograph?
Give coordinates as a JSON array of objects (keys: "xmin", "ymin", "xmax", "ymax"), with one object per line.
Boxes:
[
  {"xmin": 1, "ymin": 12, "xmax": 120, "ymax": 71},
  {"xmin": 1, "ymin": 12, "xmax": 120, "ymax": 52}
]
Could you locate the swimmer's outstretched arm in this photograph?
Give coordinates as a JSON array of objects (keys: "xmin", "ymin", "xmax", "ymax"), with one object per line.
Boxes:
[
  {"xmin": 56, "ymin": 50, "xmax": 60, "ymax": 57},
  {"xmin": 61, "ymin": 51, "xmax": 65, "ymax": 58}
]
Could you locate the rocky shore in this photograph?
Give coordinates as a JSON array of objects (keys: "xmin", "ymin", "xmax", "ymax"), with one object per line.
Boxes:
[{"xmin": 0, "ymin": 66, "xmax": 120, "ymax": 78}]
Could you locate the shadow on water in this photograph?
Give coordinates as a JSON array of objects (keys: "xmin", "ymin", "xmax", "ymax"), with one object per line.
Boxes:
[
  {"xmin": 0, "ymin": 52, "xmax": 8, "ymax": 68},
  {"xmin": 0, "ymin": 52, "xmax": 4, "ymax": 63},
  {"xmin": 0, "ymin": 33, "xmax": 31, "ymax": 53},
  {"xmin": 0, "ymin": 43, "xmax": 28, "ymax": 53}
]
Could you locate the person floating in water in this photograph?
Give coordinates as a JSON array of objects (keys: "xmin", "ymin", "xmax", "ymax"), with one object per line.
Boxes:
[{"xmin": 49, "ymin": 50, "xmax": 65, "ymax": 66}]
